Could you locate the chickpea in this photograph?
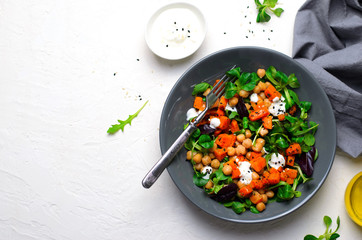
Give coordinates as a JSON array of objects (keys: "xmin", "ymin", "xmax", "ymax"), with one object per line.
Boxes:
[
  {"xmin": 210, "ymin": 142, "xmax": 218, "ymax": 152},
  {"xmin": 236, "ymin": 145, "xmax": 246, "ymax": 155},
  {"xmin": 257, "ymin": 68, "xmax": 266, "ymax": 78},
  {"xmin": 259, "ymin": 92, "xmax": 266, "ymax": 100},
  {"xmin": 237, "ymin": 181, "xmax": 246, "ymax": 189},
  {"xmin": 203, "ymin": 88, "xmax": 211, "ymax": 96},
  {"xmin": 211, "ymin": 159, "xmax": 220, "ymax": 169},
  {"xmin": 195, "ymin": 163, "xmax": 203, "ymax": 171},
  {"xmin": 239, "ymin": 89, "xmax": 250, "ymax": 98},
  {"xmin": 246, "ymin": 151, "xmax": 252, "ymax": 160},
  {"xmin": 222, "ymin": 164, "xmax": 233, "ymax": 175},
  {"xmin": 193, "ymin": 153, "xmax": 203, "ymax": 164},
  {"xmin": 237, "ymin": 134, "xmax": 246, "ymax": 142},
  {"xmin": 245, "ymin": 103, "xmax": 251, "ymax": 110},
  {"xmin": 252, "ymin": 172, "xmax": 260, "ymax": 180},
  {"xmin": 264, "ymin": 98, "xmax": 271, "ymax": 108},
  {"xmin": 186, "ymin": 151, "xmax": 195, "ymax": 160},
  {"xmin": 256, "ymin": 202, "xmax": 266, "ymax": 212},
  {"xmin": 258, "ymin": 189, "xmax": 266, "ymax": 194},
  {"xmin": 227, "ymin": 147, "xmax": 236, "ymax": 156},
  {"xmin": 202, "ymin": 155, "xmax": 211, "ymax": 166},
  {"xmin": 265, "ymin": 81, "xmax": 271, "ymax": 88},
  {"xmin": 242, "ymin": 138, "xmax": 252, "ymax": 149},
  {"xmin": 234, "ymin": 141, "xmax": 241, "ymax": 147},
  {"xmin": 252, "ymin": 142, "xmax": 263, "ymax": 152},
  {"xmin": 209, "ymin": 153, "xmax": 215, "ymax": 159},
  {"xmin": 261, "ymin": 194, "xmax": 268, "ymax": 203},
  {"xmin": 258, "ymin": 81, "xmax": 267, "ymax": 91},
  {"xmin": 266, "ymin": 190, "xmax": 275, "ymax": 198},
  {"xmin": 205, "ymin": 180, "xmax": 213, "ymax": 189},
  {"xmin": 253, "ymin": 85, "xmax": 261, "ymax": 94},
  {"xmin": 259, "ymin": 128, "xmax": 269, "ymax": 137},
  {"xmin": 256, "ymin": 138, "xmax": 266, "ymax": 146},
  {"xmin": 228, "ymin": 97, "xmax": 239, "ymax": 107},
  {"xmin": 245, "ymin": 130, "xmax": 252, "ymax": 138}
]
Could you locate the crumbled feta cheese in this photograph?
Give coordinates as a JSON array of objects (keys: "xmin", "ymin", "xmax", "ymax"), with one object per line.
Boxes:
[
  {"xmin": 209, "ymin": 117, "xmax": 221, "ymax": 129},
  {"xmin": 250, "ymin": 93, "xmax": 259, "ymax": 103},
  {"xmin": 269, "ymin": 153, "xmax": 286, "ymax": 169},
  {"xmin": 272, "ymin": 96, "xmax": 280, "ymax": 102},
  {"xmin": 225, "ymin": 103, "xmax": 237, "ymax": 112},
  {"xmin": 201, "ymin": 166, "xmax": 213, "ymax": 179},
  {"xmin": 268, "ymin": 97, "xmax": 286, "ymax": 116},
  {"xmin": 186, "ymin": 108, "xmax": 199, "ymax": 121},
  {"xmin": 238, "ymin": 161, "xmax": 253, "ymax": 185}
]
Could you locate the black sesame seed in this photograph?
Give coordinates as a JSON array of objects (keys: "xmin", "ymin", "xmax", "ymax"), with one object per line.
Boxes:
[
  {"xmin": 188, "ymin": 36, "xmax": 190, "ymax": 38},
  {"xmin": 137, "ymin": 59, "xmax": 140, "ymax": 61},
  {"xmin": 271, "ymin": 30, "xmax": 273, "ymax": 32},
  {"xmin": 247, "ymin": 6, "xmax": 249, "ymax": 8},
  {"xmin": 249, "ymin": 22, "xmax": 251, "ymax": 24},
  {"xmin": 113, "ymin": 73, "xmax": 116, "ymax": 76},
  {"xmin": 188, "ymin": 30, "xmax": 190, "ymax": 33},
  {"xmin": 182, "ymin": 28, "xmax": 184, "ymax": 31},
  {"xmin": 263, "ymin": 30, "xmax": 265, "ymax": 32},
  {"xmin": 176, "ymin": 29, "xmax": 178, "ymax": 31},
  {"xmin": 224, "ymin": 32, "xmax": 226, "ymax": 34},
  {"xmin": 268, "ymin": 38, "xmax": 270, "ymax": 40},
  {"xmin": 246, "ymin": 36, "xmax": 248, "ymax": 38},
  {"xmin": 166, "ymin": 45, "xmax": 168, "ymax": 47},
  {"xmin": 174, "ymin": 22, "xmax": 176, "ymax": 24}
]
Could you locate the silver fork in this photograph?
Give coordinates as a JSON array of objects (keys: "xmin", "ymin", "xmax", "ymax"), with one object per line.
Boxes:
[{"xmin": 142, "ymin": 66, "xmax": 236, "ymax": 189}]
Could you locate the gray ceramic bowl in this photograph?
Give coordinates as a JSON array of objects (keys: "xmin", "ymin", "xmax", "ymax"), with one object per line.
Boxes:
[{"xmin": 159, "ymin": 46, "xmax": 336, "ymax": 223}]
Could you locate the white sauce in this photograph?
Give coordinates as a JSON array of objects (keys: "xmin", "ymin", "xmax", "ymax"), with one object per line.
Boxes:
[
  {"xmin": 201, "ymin": 166, "xmax": 213, "ymax": 179},
  {"xmin": 148, "ymin": 6, "xmax": 205, "ymax": 59},
  {"xmin": 186, "ymin": 108, "xmax": 198, "ymax": 121},
  {"xmin": 269, "ymin": 153, "xmax": 286, "ymax": 169},
  {"xmin": 209, "ymin": 117, "xmax": 221, "ymax": 129},
  {"xmin": 225, "ymin": 103, "xmax": 237, "ymax": 112},
  {"xmin": 250, "ymin": 93, "xmax": 259, "ymax": 103},
  {"xmin": 268, "ymin": 96, "xmax": 286, "ymax": 116},
  {"xmin": 238, "ymin": 161, "xmax": 253, "ymax": 185}
]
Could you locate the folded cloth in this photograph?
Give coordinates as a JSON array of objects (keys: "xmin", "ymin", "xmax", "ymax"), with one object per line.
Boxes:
[{"xmin": 292, "ymin": 0, "xmax": 362, "ymax": 158}]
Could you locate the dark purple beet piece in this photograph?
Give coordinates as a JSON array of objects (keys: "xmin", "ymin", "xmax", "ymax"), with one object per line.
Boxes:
[
  {"xmin": 298, "ymin": 146, "xmax": 316, "ymax": 177},
  {"xmin": 210, "ymin": 183, "xmax": 238, "ymax": 202},
  {"xmin": 236, "ymin": 98, "xmax": 249, "ymax": 118},
  {"xmin": 198, "ymin": 124, "xmax": 215, "ymax": 135}
]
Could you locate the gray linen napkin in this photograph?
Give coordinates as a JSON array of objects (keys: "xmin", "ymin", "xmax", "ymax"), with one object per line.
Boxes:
[{"xmin": 292, "ymin": 0, "xmax": 362, "ymax": 158}]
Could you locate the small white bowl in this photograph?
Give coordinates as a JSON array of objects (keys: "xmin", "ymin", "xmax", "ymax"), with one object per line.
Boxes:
[{"xmin": 145, "ymin": 2, "xmax": 207, "ymax": 60}]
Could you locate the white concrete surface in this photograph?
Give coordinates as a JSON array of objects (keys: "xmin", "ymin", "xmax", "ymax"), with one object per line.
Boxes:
[{"xmin": 1, "ymin": 0, "xmax": 361, "ymax": 239}]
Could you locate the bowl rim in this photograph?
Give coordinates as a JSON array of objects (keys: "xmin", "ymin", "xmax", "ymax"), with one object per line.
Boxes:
[{"xmin": 159, "ymin": 46, "xmax": 337, "ymax": 223}]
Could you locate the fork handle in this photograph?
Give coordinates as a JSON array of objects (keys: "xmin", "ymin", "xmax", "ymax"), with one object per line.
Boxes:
[{"xmin": 142, "ymin": 123, "xmax": 197, "ymax": 189}]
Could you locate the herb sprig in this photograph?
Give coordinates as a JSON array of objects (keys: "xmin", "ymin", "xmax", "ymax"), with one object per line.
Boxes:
[
  {"xmin": 107, "ymin": 100, "xmax": 148, "ymax": 134},
  {"xmin": 304, "ymin": 216, "xmax": 340, "ymax": 240},
  {"xmin": 255, "ymin": 0, "xmax": 284, "ymax": 23}
]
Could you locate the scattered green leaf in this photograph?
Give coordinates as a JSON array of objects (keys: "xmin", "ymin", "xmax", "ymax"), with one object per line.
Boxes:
[{"xmin": 107, "ymin": 100, "xmax": 148, "ymax": 134}]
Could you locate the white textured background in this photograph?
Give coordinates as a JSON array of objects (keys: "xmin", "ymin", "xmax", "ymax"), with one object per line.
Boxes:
[{"xmin": 1, "ymin": 0, "xmax": 362, "ymax": 239}]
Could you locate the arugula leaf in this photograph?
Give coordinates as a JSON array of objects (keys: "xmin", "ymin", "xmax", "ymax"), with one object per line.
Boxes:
[
  {"xmin": 107, "ymin": 100, "xmax": 148, "ymax": 134},
  {"xmin": 255, "ymin": 0, "xmax": 284, "ymax": 23},
  {"xmin": 192, "ymin": 82, "xmax": 212, "ymax": 96}
]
